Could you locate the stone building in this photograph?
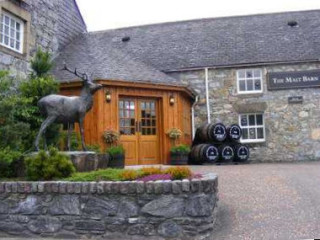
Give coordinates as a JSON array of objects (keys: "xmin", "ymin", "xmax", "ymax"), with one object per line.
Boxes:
[
  {"xmin": 0, "ymin": 0, "xmax": 86, "ymax": 77},
  {"xmin": 2, "ymin": 1, "xmax": 320, "ymax": 163}
]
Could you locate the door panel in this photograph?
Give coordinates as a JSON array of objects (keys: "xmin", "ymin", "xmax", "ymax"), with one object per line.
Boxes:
[
  {"xmin": 119, "ymin": 98, "xmax": 160, "ymax": 165},
  {"xmin": 139, "ymin": 100, "xmax": 159, "ymax": 164},
  {"xmin": 122, "ymin": 140, "xmax": 138, "ymax": 165},
  {"xmin": 119, "ymin": 99, "xmax": 139, "ymax": 165}
]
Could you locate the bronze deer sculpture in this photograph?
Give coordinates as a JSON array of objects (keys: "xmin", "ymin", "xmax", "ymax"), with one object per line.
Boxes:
[{"xmin": 35, "ymin": 65, "xmax": 103, "ymax": 151}]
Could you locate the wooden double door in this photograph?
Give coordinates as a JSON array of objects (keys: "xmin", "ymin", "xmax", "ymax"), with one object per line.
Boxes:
[{"xmin": 119, "ymin": 98, "xmax": 160, "ymax": 165}]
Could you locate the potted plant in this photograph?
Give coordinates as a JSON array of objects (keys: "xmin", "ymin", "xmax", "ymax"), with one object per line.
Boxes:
[
  {"xmin": 107, "ymin": 145, "xmax": 125, "ymax": 168},
  {"xmin": 103, "ymin": 128, "xmax": 120, "ymax": 145},
  {"xmin": 103, "ymin": 128, "xmax": 124, "ymax": 168},
  {"xmin": 170, "ymin": 144, "xmax": 190, "ymax": 165},
  {"xmin": 166, "ymin": 128, "xmax": 182, "ymax": 146}
]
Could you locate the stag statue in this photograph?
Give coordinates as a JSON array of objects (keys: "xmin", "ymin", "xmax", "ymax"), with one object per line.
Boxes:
[{"xmin": 35, "ymin": 65, "xmax": 103, "ymax": 151}]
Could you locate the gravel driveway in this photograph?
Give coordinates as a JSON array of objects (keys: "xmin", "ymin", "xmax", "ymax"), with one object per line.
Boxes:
[{"xmin": 190, "ymin": 162, "xmax": 320, "ymax": 240}]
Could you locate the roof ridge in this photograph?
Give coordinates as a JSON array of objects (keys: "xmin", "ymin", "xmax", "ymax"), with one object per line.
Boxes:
[{"xmin": 87, "ymin": 8, "xmax": 320, "ymax": 34}]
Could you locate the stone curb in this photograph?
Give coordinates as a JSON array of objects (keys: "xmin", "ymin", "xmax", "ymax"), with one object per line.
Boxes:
[{"xmin": 0, "ymin": 174, "xmax": 218, "ymax": 195}]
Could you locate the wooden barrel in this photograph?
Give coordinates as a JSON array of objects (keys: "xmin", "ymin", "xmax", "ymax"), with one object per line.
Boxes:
[
  {"xmin": 234, "ymin": 144, "xmax": 250, "ymax": 162},
  {"xmin": 211, "ymin": 123, "xmax": 227, "ymax": 142},
  {"xmin": 219, "ymin": 144, "xmax": 235, "ymax": 162},
  {"xmin": 227, "ymin": 124, "xmax": 242, "ymax": 141},
  {"xmin": 192, "ymin": 123, "xmax": 227, "ymax": 145},
  {"xmin": 189, "ymin": 144, "xmax": 219, "ymax": 164}
]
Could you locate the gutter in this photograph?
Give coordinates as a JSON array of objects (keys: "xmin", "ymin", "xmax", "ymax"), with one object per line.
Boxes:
[
  {"xmin": 164, "ymin": 59, "xmax": 320, "ymax": 73},
  {"xmin": 205, "ymin": 68, "xmax": 211, "ymax": 123}
]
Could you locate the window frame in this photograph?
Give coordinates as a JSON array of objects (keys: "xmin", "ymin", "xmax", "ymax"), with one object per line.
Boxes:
[
  {"xmin": 236, "ymin": 69, "xmax": 263, "ymax": 94},
  {"xmin": 0, "ymin": 10, "xmax": 24, "ymax": 54},
  {"xmin": 239, "ymin": 113, "xmax": 266, "ymax": 143}
]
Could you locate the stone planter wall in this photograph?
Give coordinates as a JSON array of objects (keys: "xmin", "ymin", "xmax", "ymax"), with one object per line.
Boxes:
[{"xmin": 0, "ymin": 174, "xmax": 218, "ymax": 240}]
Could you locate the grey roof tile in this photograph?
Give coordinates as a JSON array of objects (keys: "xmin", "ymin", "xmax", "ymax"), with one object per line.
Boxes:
[
  {"xmin": 52, "ymin": 34, "xmax": 181, "ymax": 85},
  {"xmin": 53, "ymin": 10, "xmax": 320, "ymax": 82}
]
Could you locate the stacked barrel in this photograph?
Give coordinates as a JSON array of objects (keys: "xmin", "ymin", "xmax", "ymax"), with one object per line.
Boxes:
[{"xmin": 189, "ymin": 123, "xmax": 250, "ymax": 164}]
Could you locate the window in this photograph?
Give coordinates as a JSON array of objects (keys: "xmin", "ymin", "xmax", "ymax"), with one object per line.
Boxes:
[
  {"xmin": 239, "ymin": 113, "xmax": 265, "ymax": 143},
  {"xmin": 237, "ymin": 69, "xmax": 262, "ymax": 94},
  {"xmin": 119, "ymin": 99, "xmax": 136, "ymax": 135},
  {"xmin": 0, "ymin": 11, "xmax": 24, "ymax": 53}
]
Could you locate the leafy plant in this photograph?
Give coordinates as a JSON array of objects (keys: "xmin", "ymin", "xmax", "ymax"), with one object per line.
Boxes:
[
  {"xmin": 166, "ymin": 128, "xmax": 182, "ymax": 140},
  {"xmin": 166, "ymin": 127, "xmax": 183, "ymax": 146},
  {"xmin": 119, "ymin": 169, "xmax": 139, "ymax": 181},
  {"xmin": 170, "ymin": 144, "xmax": 191, "ymax": 154},
  {"xmin": 65, "ymin": 168, "xmax": 123, "ymax": 181},
  {"xmin": 64, "ymin": 167, "xmax": 198, "ymax": 182},
  {"xmin": 25, "ymin": 147, "xmax": 75, "ymax": 180},
  {"xmin": 140, "ymin": 167, "xmax": 163, "ymax": 177},
  {"xmin": 107, "ymin": 145, "xmax": 125, "ymax": 156},
  {"xmin": 164, "ymin": 166, "xmax": 192, "ymax": 180},
  {"xmin": 58, "ymin": 131, "xmax": 80, "ymax": 151},
  {"xmin": 87, "ymin": 144, "xmax": 101, "ymax": 153},
  {"xmin": 0, "ymin": 148, "xmax": 22, "ymax": 178},
  {"xmin": 30, "ymin": 47, "xmax": 54, "ymax": 78},
  {"xmin": 0, "ymin": 71, "xmax": 31, "ymax": 151},
  {"xmin": 103, "ymin": 128, "xmax": 120, "ymax": 145}
]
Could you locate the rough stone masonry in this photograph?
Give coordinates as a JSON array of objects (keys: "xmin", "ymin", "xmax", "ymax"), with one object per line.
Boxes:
[
  {"xmin": 0, "ymin": 174, "xmax": 218, "ymax": 240},
  {"xmin": 169, "ymin": 62, "xmax": 320, "ymax": 162}
]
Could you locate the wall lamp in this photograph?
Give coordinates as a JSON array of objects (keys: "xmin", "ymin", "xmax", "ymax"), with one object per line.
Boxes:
[
  {"xmin": 105, "ymin": 90, "xmax": 111, "ymax": 103},
  {"xmin": 169, "ymin": 95, "xmax": 175, "ymax": 106}
]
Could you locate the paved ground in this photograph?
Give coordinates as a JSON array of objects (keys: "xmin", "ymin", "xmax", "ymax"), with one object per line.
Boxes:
[{"xmin": 190, "ymin": 162, "xmax": 320, "ymax": 240}]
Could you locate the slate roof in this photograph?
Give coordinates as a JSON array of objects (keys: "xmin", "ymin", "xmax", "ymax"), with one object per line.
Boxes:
[
  {"xmin": 53, "ymin": 9, "xmax": 320, "ymax": 83},
  {"xmin": 52, "ymin": 34, "xmax": 181, "ymax": 85}
]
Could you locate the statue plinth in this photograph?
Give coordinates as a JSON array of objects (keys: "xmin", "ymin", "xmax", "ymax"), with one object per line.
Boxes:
[
  {"xmin": 65, "ymin": 151, "xmax": 110, "ymax": 172},
  {"xmin": 27, "ymin": 151, "xmax": 110, "ymax": 173}
]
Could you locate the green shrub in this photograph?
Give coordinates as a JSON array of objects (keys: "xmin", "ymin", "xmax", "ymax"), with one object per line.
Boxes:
[
  {"xmin": 25, "ymin": 147, "xmax": 75, "ymax": 181},
  {"xmin": 0, "ymin": 71, "xmax": 32, "ymax": 152},
  {"xmin": 170, "ymin": 144, "xmax": 191, "ymax": 154},
  {"xmin": 0, "ymin": 148, "xmax": 22, "ymax": 178},
  {"xmin": 164, "ymin": 166, "xmax": 192, "ymax": 180},
  {"xmin": 107, "ymin": 145, "xmax": 125, "ymax": 156},
  {"xmin": 30, "ymin": 47, "xmax": 54, "ymax": 78},
  {"xmin": 64, "ymin": 167, "xmax": 195, "ymax": 182},
  {"xmin": 58, "ymin": 131, "xmax": 80, "ymax": 151},
  {"xmin": 65, "ymin": 168, "xmax": 123, "ymax": 182},
  {"xmin": 119, "ymin": 169, "xmax": 139, "ymax": 181},
  {"xmin": 18, "ymin": 48, "xmax": 59, "ymax": 149},
  {"xmin": 139, "ymin": 167, "xmax": 163, "ymax": 177},
  {"xmin": 0, "ymin": 48, "xmax": 60, "ymax": 153},
  {"xmin": 87, "ymin": 144, "xmax": 101, "ymax": 153}
]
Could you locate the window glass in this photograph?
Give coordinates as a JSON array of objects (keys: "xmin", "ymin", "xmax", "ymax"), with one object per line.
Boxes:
[
  {"xmin": 238, "ymin": 70, "xmax": 245, "ymax": 78},
  {"xmin": 0, "ymin": 12, "xmax": 24, "ymax": 53},
  {"xmin": 119, "ymin": 100, "xmax": 135, "ymax": 135},
  {"xmin": 239, "ymin": 113, "xmax": 265, "ymax": 143},
  {"xmin": 239, "ymin": 80, "xmax": 246, "ymax": 91},
  {"xmin": 249, "ymin": 115, "xmax": 255, "ymax": 125},
  {"xmin": 237, "ymin": 69, "xmax": 262, "ymax": 93}
]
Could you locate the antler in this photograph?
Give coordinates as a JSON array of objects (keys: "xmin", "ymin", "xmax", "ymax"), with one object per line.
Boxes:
[{"xmin": 62, "ymin": 63, "xmax": 89, "ymax": 82}]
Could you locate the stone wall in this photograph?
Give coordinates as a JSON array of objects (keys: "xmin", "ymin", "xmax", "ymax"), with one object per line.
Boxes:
[
  {"xmin": 169, "ymin": 62, "xmax": 320, "ymax": 162},
  {"xmin": 0, "ymin": 174, "xmax": 218, "ymax": 240},
  {"xmin": 0, "ymin": 0, "xmax": 86, "ymax": 77}
]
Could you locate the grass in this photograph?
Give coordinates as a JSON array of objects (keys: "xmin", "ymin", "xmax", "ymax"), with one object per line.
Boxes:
[{"xmin": 64, "ymin": 168, "xmax": 124, "ymax": 181}]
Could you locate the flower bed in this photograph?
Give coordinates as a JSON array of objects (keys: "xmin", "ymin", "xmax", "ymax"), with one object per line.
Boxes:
[
  {"xmin": 0, "ymin": 173, "xmax": 218, "ymax": 240},
  {"xmin": 65, "ymin": 166, "xmax": 197, "ymax": 182}
]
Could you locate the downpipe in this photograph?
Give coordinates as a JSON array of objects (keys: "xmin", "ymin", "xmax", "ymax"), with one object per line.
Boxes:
[{"xmin": 205, "ymin": 68, "xmax": 211, "ymax": 123}]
